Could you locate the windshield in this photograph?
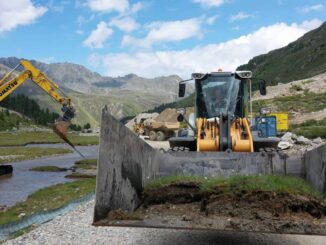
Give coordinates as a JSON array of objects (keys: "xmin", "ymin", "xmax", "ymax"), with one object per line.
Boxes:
[{"xmin": 196, "ymin": 74, "xmax": 241, "ymax": 118}]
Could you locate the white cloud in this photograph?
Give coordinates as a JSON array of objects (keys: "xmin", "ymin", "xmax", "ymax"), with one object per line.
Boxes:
[
  {"xmin": 206, "ymin": 15, "xmax": 218, "ymax": 25},
  {"xmin": 83, "ymin": 21, "xmax": 113, "ymax": 49},
  {"xmin": 193, "ymin": 0, "xmax": 224, "ymax": 8},
  {"xmin": 130, "ymin": 2, "xmax": 143, "ymax": 14},
  {"xmin": 89, "ymin": 19, "xmax": 322, "ymax": 78},
  {"xmin": 86, "ymin": 0, "xmax": 129, "ymax": 13},
  {"xmin": 0, "ymin": 0, "xmax": 47, "ymax": 33},
  {"xmin": 300, "ymin": 4, "xmax": 324, "ymax": 13},
  {"xmin": 109, "ymin": 17, "xmax": 139, "ymax": 32},
  {"xmin": 230, "ymin": 12, "xmax": 254, "ymax": 22},
  {"xmin": 122, "ymin": 18, "xmax": 202, "ymax": 48}
]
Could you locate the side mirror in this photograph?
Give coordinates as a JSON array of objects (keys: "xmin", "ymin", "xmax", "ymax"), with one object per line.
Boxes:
[
  {"xmin": 259, "ymin": 80, "xmax": 267, "ymax": 95},
  {"xmin": 179, "ymin": 83, "xmax": 186, "ymax": 97},
  {"xmin": 177, "ymin": 114, "xmax": 184, "ymax": 122}
]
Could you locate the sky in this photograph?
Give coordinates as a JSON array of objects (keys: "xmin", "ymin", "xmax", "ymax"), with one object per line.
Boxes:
[{"xmin": 0, "ymin": 0, "xmax": 325, "ymax": 78}]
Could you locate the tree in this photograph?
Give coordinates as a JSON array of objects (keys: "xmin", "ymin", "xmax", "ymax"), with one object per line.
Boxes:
[{"xmin": 83, "ymin": 123, "xmax": 91, "ymax": 129}]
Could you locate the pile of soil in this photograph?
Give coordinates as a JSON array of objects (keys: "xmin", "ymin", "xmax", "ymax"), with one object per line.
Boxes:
[
  {"xmin": 155, "ymin": 108, "xmax": 179, "ymax": 123},
  {"xmin": 98, "ymin": 181, "xmax": 326, "ymax": 235}
]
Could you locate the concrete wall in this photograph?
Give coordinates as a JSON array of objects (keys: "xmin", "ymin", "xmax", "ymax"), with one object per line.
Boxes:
[
  {"xmin": 94, "ymin": 107, "xmax": 325, "ymax": 221},
  {"xmin": 304, "ymin": 144, "xmax": 326, "ymax": 196},
  {"xmin": 94, "ymin": 106, "xmax": 160, "ymax": 222}
]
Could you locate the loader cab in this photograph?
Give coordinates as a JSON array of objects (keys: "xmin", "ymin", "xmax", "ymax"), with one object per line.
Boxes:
[{"xmin": 190, "ymin": 71, "xmax": 252, "ymax": 120}]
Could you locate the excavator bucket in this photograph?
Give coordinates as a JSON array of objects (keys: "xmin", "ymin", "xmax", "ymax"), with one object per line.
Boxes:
[
  {"xmin": 53, "ymin": 120, "xmax": 71, "ymax": 139},
  {"xmin": 94, "ymin": 106, "xmax": 326, "ymax": 235},
  {"xmin": 53, "ymin": 120, "xmax": 85, "ymax": 158}
]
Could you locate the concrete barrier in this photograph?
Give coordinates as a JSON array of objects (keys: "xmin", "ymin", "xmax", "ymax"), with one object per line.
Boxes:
[
  {"xmin": 94, "ymin": 106, "xmax": 325, "ymax": 222},
  {"xmin": 94, "ymin": 106, "xmax": 160, "ymax": 222},
  {"xmin": 305, "ymin": 144, "xmax": 326, "ymax": 196}
]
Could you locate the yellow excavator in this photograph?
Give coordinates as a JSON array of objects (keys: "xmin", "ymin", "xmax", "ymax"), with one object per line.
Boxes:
[{"xmin": 0, "ymin": 60, "xmax": 79, "ymax": 175}]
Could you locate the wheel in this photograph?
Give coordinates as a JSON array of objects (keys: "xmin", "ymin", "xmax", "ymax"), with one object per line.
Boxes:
[
  {"xmin": 156, "ymin": 131, "xmax": 166, "ymax": 141},
  {"xmin": 149, "ymin": 130, "xmax": 157, "ymax": 141}
]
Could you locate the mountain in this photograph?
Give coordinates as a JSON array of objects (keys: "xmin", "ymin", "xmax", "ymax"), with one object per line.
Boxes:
[
  {"xmin": 0, "ymin": 57, "xmax": 182, "ymax": 95},
  {"xmin": 0, "ymin": 57, "xmax": 190, "ymax": 127},
  {"xmin": 237, "ymin": 21, "xmax": 326, "ymax": 86}
]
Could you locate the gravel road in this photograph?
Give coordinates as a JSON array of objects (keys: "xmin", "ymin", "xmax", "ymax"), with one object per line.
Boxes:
[{"xmin": 4, "ymin": 200, "xmax": 326, "ymax": 245}]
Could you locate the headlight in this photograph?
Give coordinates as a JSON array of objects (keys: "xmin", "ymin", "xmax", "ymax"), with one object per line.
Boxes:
[{"xmin": 236, "ymin": 71, "xmax": 252, "ymax": 79}]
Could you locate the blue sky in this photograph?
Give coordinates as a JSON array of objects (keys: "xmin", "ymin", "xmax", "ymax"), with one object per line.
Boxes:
[{"xmin": 0, "ymin": 0, "xmax": 325, "ymax": 78}]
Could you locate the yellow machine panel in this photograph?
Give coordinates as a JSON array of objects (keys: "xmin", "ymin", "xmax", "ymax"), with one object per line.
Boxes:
[{"xmin": 268, "ymin": 112, "xmax": 289, "ymax": 131}]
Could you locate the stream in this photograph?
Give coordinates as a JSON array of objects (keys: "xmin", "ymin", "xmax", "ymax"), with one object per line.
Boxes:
[{"xmin": 0, "ymin": 144, "xmax": 98, "ymax": 207}]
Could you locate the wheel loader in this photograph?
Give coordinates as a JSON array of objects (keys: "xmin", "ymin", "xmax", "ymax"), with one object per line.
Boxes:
[
  {"xmin": 169, "ymin": 70, "xmax": 279, "ymax": 152},
  {"xmin": 94, "ymin": 70, "xmax": 326, "ymax": 235}
]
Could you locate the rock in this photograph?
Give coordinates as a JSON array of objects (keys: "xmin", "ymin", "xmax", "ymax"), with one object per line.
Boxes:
[
  {"xmin": 18, "ymin": 213, "xmax": 26, "ymax": 218},
  {"xmin": 296, "ymin": 136, "xmax": 312, "ymax": 145},
  {"xmin": 312, "ymin": 137, "xmax": 323, "ymax": 144},
  {"xmin": 291, "ymin": 133, "xmax": 298, "ymax": 141},
  {"xmin": 281, "ymin": 132, "xmax": 294, "ymax": 143},
  {"xmin": 181, "ymin": 215, "xmax": 192, "ymax": 221},
  {"xmin": 278, "ymin": 141, "xmax": 292, "ymax": 150}
]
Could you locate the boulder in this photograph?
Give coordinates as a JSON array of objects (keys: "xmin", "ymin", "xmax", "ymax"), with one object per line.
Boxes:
[
  {"xmin": 296, "ymin": 136, "xmax": 312, "ymax": 145},
  {"xmin": 281, "ymin": 132, "xmax": 294, "ymax": 144},
  {"xmin": 312, "ymin": 137, "xmax": 323, "ymax": 144},
  {"xmin": 278, "ymin": 141, "xmax": 293, "ymax": 150}
]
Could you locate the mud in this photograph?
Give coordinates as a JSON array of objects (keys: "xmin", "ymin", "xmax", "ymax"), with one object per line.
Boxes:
[{"xmin": 97, "ymin": 182, "xmax": 326, "ymax": 235}]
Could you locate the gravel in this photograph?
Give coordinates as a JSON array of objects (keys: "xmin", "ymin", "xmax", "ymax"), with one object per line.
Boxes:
[{"xmin": 4, "ymin": 200, "xmax": 326, "ymax": 245}]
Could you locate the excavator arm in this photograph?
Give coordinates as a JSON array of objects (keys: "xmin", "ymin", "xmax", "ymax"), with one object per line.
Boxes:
[{"xmin": 0, "ymin": 60, "xmax": 75, "ymax": 122}]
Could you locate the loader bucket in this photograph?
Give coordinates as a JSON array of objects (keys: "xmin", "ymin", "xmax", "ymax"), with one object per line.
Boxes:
[{"xmin": 94, "ymin": 106, "xmax": 326, "ymax": 235}]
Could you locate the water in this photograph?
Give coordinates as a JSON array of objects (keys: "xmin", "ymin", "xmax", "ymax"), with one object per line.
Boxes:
[{"xmin": 0, "ymin": 144, "xmax": 98, "ymax": 207}]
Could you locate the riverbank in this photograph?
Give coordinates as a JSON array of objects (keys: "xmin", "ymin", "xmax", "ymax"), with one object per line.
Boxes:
[
  {"xmin": 0, "ymin": 145, "xmax": 98, "ymax": 207},
  {"xmin": 0, "ymin": 179, "xmax": 95, "ymax": 225},
  {"xmin": 0, "ymin": 132, "xmax": 98, "ymax": 147},
  {"xmin": 0, "ymin": 147, "xmax": 72, "ymax": 164}
]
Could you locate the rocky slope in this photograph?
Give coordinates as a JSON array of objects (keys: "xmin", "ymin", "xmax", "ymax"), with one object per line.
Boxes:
[{"xmin": 237, "ymin": 21, "xmax": 326, "ymax": 86}]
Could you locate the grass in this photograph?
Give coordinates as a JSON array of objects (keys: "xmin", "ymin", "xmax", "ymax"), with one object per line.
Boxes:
[
  {"xmin": 145, "ymin": 175, "xmax": 323, "ymax": 200},
  {"xmin": 29, "ymin": 166, "xmax": 67, "ymax": 172},
  {"xmin": 74, "ymin": 158, "xmax": 97, "ymax": 169},
  {"xmin": 253, "ymin": 92, "xmax": 326, "ymax": 114},
  {"xmin": 0, "ymin": 147, "xmax": 72, "ymax": 164},
  {"xmin": 65, "ymin": 173, "xmax": 96, "ymax": 179},
  {"xmin": 0, "ymin": 179, "xmax": 96, "ymax": 225},
  {"xmin": 290, "ymin": 119, "xmax": 326, "ymax": 139},
  {"xmin": 0, "ymin": 132, "xmax": 98, "ymax": 147}
]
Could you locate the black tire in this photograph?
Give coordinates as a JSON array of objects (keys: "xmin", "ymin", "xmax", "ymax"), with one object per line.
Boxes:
[
  {"xmin": 156, "ymin": 131, "xmax": 166, "ymax": 141},
  {"xmin": 168, "ymin": 146, "xmax": 190, "ymax": 152},
  {"xmin": 149, "ymin": 130, "xmax": 157, "ymax": 141}
]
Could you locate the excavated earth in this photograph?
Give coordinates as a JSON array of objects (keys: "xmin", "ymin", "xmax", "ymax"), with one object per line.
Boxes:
[{"xmin": 95, "ymin": 182, "xmax": 326, "ymax": 235}]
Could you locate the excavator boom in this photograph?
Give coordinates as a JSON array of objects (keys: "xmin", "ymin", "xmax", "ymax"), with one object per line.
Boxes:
[{"xmin": 0, "ymin": 60, "xmax": 81, "ymax": 171}]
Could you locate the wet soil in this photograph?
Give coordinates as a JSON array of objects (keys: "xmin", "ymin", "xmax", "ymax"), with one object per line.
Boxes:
[{"xmin": 97, "ymin": 182, "xmax": 326, "ymax": 235}]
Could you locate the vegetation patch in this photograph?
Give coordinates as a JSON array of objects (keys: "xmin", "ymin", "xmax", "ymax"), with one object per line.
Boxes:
[
  {"xmin": 29, "ymin": 166, "xmax": 67, "ymax": 172},
  {"xmin": 0, "ymin": 147, "xmax": 72, "ymax": 164},
  {"xmin": 0, "ymin": 132, "xmax": 98, "ymax": 147},
  {"xmin": 253, "ymin": 92, "xmax": 326, "ymax": 113},
  {"xmin": 0, "ymin": 179, "xmax": 96, "ymax": 225},
  {"xmin": 145, "ymin": 175, "xmax": 323, "ymax": 200},
  {"xmin": 74, "ymin": 158, "xmax": 97, "ymax": 169},
  {"xmin": 65, "ymin": 173, "xmax": 96, "ymax": 179},
  {"xmin": 290, "ymin": 119, "xmax": 326, "ymax": 138}
]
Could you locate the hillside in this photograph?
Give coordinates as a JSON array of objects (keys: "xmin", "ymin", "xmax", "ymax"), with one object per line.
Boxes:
[
  {"xmin": 237, "ymin": 21, "xmax": 326, "ymax": 86},
  {"xmin": 0, "ymin": 58, "xmax": 190, "ymax": 126}
]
